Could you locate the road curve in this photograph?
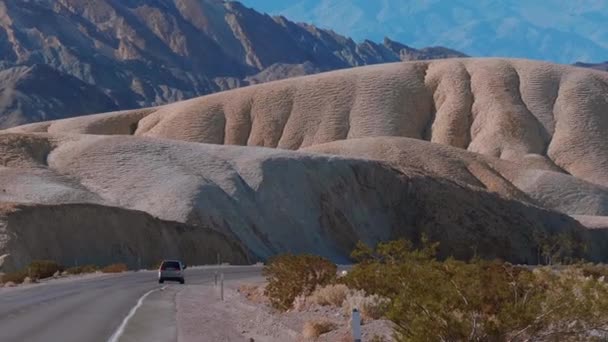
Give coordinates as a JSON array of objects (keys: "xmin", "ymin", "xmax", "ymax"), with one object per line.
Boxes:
[{"xmin": 0, "ymin": 266, "xmax": 262, "ymax": 342}]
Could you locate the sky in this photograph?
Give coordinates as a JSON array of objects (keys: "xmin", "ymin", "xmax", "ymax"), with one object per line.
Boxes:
[{"xmin": 240, "ymin": 0, "xmax": 608, "ymax": 64}]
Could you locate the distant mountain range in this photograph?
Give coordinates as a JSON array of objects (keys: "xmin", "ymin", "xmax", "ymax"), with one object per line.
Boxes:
[
  {"xmin": 242, "ymin": 0, "xmax": 608, "ymax": 65},
  {"xmin": 0, "ymin": 0, "xmax": 465, "ymax": 128},
  {"xmin": 574, "ymin": 61, "xmax": 608, "ymax": 72}
]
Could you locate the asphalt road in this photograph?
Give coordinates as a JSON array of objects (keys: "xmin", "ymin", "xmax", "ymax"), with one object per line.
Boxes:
[{"xmin": 0, "ymin": 266, "xmax": 262, "ymax": 342}]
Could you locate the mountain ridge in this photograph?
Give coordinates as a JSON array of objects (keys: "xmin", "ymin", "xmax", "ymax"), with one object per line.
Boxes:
[{"xmin": 0, "ymin": 0, "xmax": 465, "ymax": 128}]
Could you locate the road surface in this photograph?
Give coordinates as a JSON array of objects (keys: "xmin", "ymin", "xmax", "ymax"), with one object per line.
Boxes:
[{"xmin": 0, "ymin": 266, "xmax": 262, "ymax": 342}]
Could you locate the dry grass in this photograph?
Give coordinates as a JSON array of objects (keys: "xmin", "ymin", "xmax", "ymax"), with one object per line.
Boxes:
[
  {"xmin": 1, "ymin": 270, "xmax": 27, "ymax": 284},
  {"xmin": 342, "ymin": 290, "xmax": 389, "ymax": 321},
  {"xmin": 238, "ymin": 284, "xmax": 267, "ymax": 304},
  {"xmin": 302, "ymin": 319, "xmax": 337, "ymax": 340},
  {"xmin": 310, "ymin": 284, "xmax": 349, "ymax": 307},
  {"xmin": 101, "ymin": 263, "xmax": 128, "ymax": 273},
  {"xmin": 293, "ymin": 294, "xmax": 310, "ymax": 311}
]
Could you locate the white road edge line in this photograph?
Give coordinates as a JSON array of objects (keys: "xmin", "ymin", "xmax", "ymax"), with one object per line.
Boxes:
[{"xmin": 107, "ymin": 286, "xmax": 167, "ymax": 342}]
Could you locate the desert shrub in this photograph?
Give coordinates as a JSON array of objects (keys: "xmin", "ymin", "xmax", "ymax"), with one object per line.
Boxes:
[
  {"xmin": 310, "ymin": 284, "xmax": 349, "ymax": 307},
  {"xmin": 263, "ymin": 254, "xmax": 337, "ymax": 311},
  {"xmin": 532, "ymin": 230, "xmax": 584, "ymax": 265},
  {"xmin": 65, "ymin": 264, "xmax": 99, "ymax": 275},
  {"xmin": 302, "ymin": 320, "xmax": 337, "ymax": 340},
  {"xmin": 27, "ymin": 260, "xmax": 64, "ymax": 280},
  {"xmin": 342, "ymin": 289, "xmax": 389, "ymax": 321},
  {"xmin": 345, "ymin": 239, "xmax": 608, "ymax": 341},
  {"xmin": 580, "ymin": 263, "xmax": 608, "ymax": 281},
  {"xmin": 101, "ymin": 263, "xmax": 128, "ymax": 273},
  {"xmin": 1, "ymin": 270, "xmax": 28, "ymax": 284}
]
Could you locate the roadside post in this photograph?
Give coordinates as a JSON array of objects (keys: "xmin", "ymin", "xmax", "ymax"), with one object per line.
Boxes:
[
  {"xmin": 220, "ymin": 272, "xmax": 225, "ymax": 301},
  {"xmin": 214, "ymin": 271, "xmax": 218, "ymax": 287},
  {"xmin": 351, "ymin": 308, "xmax": 362, "ymax": 342}
]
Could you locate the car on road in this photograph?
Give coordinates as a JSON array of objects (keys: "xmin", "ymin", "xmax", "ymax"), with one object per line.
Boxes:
[{"xmin": 158, "ymin": 260, "xmax": 187, "ymax": 284}]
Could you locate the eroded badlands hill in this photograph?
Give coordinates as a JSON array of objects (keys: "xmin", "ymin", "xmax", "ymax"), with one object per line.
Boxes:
[
  {"xmin": 4, "ymin": 58, "xmax": 608, "ymax": 267},
  {"xmin": 0, "ymin": 132, "xmax": 601, "ymax": 269},
  {"xmin": 12, "ymin": 58, "xmax": 608, "ymax": 188}
]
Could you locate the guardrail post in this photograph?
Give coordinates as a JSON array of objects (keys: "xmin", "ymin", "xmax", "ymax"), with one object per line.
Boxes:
[{"xmin": 351, "ymin": 308, "xmax": 361, "ymax": 342}]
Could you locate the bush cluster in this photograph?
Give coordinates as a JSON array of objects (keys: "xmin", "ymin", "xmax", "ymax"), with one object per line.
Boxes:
[
  {"xmin": 1, "ymin": 260, "xmax": 63, "ymax": 283},
  {"xmin": 263, "ymin": 254, "xmax": 336, "ymax": 311},
  {"xmin": 101, "ymin": 263, "xmax": 129, "ymax": 273},
  {"xmin": 65, "ymin": 264, "xmax": 99, "ymax": 275},
  {"xmin": 1, "ymin": 260, "xmax": 129, "ymax": 284},
  {"xmin": 28, "ymin": 260, "xmax": 64, "ymax": 279},
  {"xmin": 343, "ymin": 239, "xmax": 608, "ymax": 342}
]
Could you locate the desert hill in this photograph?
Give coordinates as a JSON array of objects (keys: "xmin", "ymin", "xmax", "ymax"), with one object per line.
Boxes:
[
  {"xmin": 12, "ymin": 58, "xmax": 608, "ymax": 187},
  {"xmin": 0, "ymin": 132, "xmax": 601, "ymax": 271},
  {"xmin": 3, "ymin": 58, "xmax": 608, "ymax": 268}
]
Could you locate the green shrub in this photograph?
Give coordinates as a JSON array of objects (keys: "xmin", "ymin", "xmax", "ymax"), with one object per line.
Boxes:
[
  {"xmin": 101, "ymin": 263, "xmax": 128, "ymax": 273},
  {"xmin": 263, "ymin": 254, "xmax": 337, "ymax": 311},
  {"xmin": 27, "ymin": 260, "xmax": 64, "ymax": 280},
  {"xmin": 344, "ymin": 239, "xmax": 608, "ymax": 341},
  {"xmin": 66, "ymin": 264, "xmax": 99, "ymax": 275}
]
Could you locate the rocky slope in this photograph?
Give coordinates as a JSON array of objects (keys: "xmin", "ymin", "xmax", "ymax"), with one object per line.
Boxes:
[
  {"xmin": 0, "ymin": 0, "xmax": 464, "ymax": 128},
  {"xmin": 0, "ymin": 202, "xmax": 250, "ymax": 272}
]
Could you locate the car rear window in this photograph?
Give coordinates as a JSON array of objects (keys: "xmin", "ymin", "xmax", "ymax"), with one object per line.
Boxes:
[{"xmin": 161, "ymin": 261, "xmax": 181, "ymax": 270}]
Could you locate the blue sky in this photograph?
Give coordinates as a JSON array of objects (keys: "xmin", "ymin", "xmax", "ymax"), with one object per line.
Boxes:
[{"xmin": 240, "ymin": 0, "xmax": 608, "ymax": 64}]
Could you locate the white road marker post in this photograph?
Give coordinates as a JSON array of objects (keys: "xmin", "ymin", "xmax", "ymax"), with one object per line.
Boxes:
[
  {"xmin": 214, "ymin": 271, "xmax": 218, "ymax": 287},
  {"xmin": 351, "ymin": 308, "xmax": 362, "ymax": 342},
  {"xmin": 220, "ymin": 272, "xmax": 225, "ymax": 301}
]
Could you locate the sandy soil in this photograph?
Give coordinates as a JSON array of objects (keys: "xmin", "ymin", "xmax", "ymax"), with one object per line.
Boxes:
[{"xmin": 176, "ymin": 279, "xmax": 393, "ymax": 342}]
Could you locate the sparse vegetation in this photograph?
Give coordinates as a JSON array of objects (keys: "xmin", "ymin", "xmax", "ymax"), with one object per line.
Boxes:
[
  {"xmin": 0, "ymin": 260, "xmax": 63, "ymax": 284},
  {"xmin": 65, "ymin": 264, "xmax": 99, "ymax": 275},
  {"xmin": 101, "ymin": 263, "xmax": 128, "ymax": 273},
  {"xmin": 1, "ymin": 270, "xmax": 28, "ymax": 284},
  {"xmin": 341, "ymin": 290, "xmax": 389, "ymax": 321},
  {"xmin": 238, "ymin": 284, "xmax": 267, "ymax": 304},
  {"xmin": 302, "ymin": 319, "xmax": 337, "ymax": 340},
  {"xmin": 344, "ymin": 239, "xmax": 608, "ymax": 342},
  {"xmin": 262, "ymin": 238, "xmax": 608, "ymax": 341},
  {"xmin": 310, "ymin": 284, "xmax": 349, "ymax": 307},
  {"xmin": 263, "ymin": 254, "xmax": 336, "ymax": 311},
  {"xmin": 27, "ymin": 260, "xmax": 64, "ymax": 280}
]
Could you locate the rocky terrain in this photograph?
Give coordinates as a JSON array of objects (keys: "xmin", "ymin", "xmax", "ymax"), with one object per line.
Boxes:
[
  {"xmin": 0, "ymin": 0, "xmax": 465, "ymax": 128},
  {"xmin": 3, "ymin": 58, "xmax": 608, "ymax": 269}
]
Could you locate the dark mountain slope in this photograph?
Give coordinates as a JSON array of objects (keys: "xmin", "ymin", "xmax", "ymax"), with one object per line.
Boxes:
[{"xmin": 0, "ymin": 0, "xmax": 466, "ymax": 128}]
